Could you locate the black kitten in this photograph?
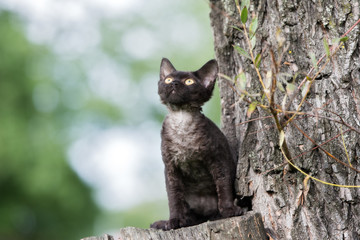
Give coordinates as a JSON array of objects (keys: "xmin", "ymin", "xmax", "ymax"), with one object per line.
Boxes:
[{"xmin": 151, "ymin": 58, "xmax": 245, "ymax": 231}]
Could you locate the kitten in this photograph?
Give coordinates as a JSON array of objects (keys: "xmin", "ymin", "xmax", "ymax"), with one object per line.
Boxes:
[{"xmin": 151, "ymin": 58, "xmax": 245, "ymax": 230}]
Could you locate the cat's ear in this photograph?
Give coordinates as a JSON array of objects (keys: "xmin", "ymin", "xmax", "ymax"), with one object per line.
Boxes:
[
  {"xmin": 160, "ymin": 58, "xmax": 176, "ymax": 80},
  {"xmin": 195, "ymin": 59, "xmax": 218, "ymax": 89}
]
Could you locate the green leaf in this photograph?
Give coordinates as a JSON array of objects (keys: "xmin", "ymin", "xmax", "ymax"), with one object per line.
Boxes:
[
  {"xmin": 254, "ymin": 53, "xmax": 261, "ymax": 68},
  {"xmin": 276, "ymin": 81, "xmax": 285, "ymax": 92},
  {"xmin": 241, "ymin": 7, "xmax": 248, "ymax": 24},
  {"xmin": 323, "ymin": 38, "xmax": 330, "ymax": 58},
  {"xmin": 231, "ymin": 25, "xmax": 243, "ymax": 33},
  {"xmin": 331, "ymin": 36, "xmax": 348, "ymax": 46},
  {"xmin": 247, "ymin": 102, "xmax": 257, "ymax": 118},
  {"xmin": 292, "ymin": 72, "xmax": 299, "ymax": 82},
  {"xmin": 249, "ymin": 17, "xmax": 258, "ymax": 36},
  {"xmin": 250, "ymin": 35, "xmax": 256, "ymax": 50},
  {"xmin": 340, "ymin": 36, "xmax": 349, "ymax": 42},
  {"xmin": 218, "ymin": 73, "xmax": 234, "ymax": 82},
  {"xmin": 233, "ymin": 45, "xmax": 251, "ymax": 60},
  {"xmin": 236, "ymin": 71, "xmax": 247, "ymax": 90},
  {"xmin": 286, "ymin": 83, "xmax": 296, "ymax": 95},
  {"xmin": 301, "ymin": 81, "xmax": 310, "ymax": 98}
]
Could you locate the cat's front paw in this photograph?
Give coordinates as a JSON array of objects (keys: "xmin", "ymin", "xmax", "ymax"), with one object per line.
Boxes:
[
  {"xmin": 234, "ymin": 206, "xmax": 247, "ymax": 216},
  {"xmin": 150, "ymin": 220, "xmax": 168, "ymax": 230},
  {"xmin": 220, "ymin": 206, "xmax": 246, "ymax": 218},
  {"xmin": 150, "ymin": 218, "xmax": 183, "ymax": 230}
]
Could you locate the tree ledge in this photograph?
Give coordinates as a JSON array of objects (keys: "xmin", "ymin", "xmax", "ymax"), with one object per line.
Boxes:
[{"xmin": 81, "ymin": 211, "xmax": 267, "ymax": 240}]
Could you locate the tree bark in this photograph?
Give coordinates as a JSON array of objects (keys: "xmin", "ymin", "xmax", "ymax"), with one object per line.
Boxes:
[
  {"xmin": 81, "ymin": 212, "xmax": 267, "ymax": 240},
  {"xmin": 210, "ymin": 0, "xmax": 360, "ymax": 239},
  {"xmin": 81, "ymin": 234, "xmax": 114, "ymax": 240}
]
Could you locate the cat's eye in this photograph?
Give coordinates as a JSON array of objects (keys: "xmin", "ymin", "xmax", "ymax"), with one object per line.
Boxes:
[
  {"xmin": 185, "ymin": 79, "xmax": 195, "ymax": 85},
  {"xmin": 164, "ymin": 78, "xmax": 173, "ymax": 84}
]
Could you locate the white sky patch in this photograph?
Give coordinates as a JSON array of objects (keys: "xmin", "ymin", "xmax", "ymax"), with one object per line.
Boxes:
[
  {"xmin": 52, "ymin": 24, "xmax": 101, "ymax": 58},
  {"xmin": 88, "ymin": 56, "xmax": 132, "ymax": 105},
  {"xmin": 0, "ymin": 0, "xmax": 138, "ymax": 19},
  {"xmin": 169, "ymin": 14, "xmax": 203, "ymax": 52},
  {"xmin": 121, "ymin": 27, "xmax": 160, "ymax": 60},
  {"xmin": 0, "ymin": 0, "xmax": 137, "ymax": 47},
  {"xmin": 79, "ymin": 0, "xmax": 140, "ymax": 16}
]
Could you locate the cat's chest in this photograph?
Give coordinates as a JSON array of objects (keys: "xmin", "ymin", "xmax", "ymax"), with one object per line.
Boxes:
[
  {"xmin": 163, "ymin": 111, "xmax": 205, "ymax": 163},
  {"xmin": 166, "ymin": 111, "xmax": 197, "ymax": 136},
  {"xmin": 162, "ymin": 111, "xmax": 216, "ymax": 180}
]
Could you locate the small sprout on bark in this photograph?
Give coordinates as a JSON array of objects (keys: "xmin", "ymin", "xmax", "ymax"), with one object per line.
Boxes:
[
  {"xmin": 249, "ymin": 17, "xmax": 258, "ymax": 37},
  {"xmin": 323, "ymin": 38, "xmax": 330, "ymax": 58},
  {"xmin": 218, "ymin": 73, "xmax": 234, "ymax": 83},
  {"xmin": 233, "ymin": 45, "xmax": 252, "ymax": 60},
  {"xmin": 250, "ymin": 35, "xmax": 256, "ymax": 50},
  {"xmin": 286, "ymin": 83, "xmax": 295, "ymax": 95},
  {"xmin": 236, "ymin": 71, "xmax": 247, "ymax": 91},
  {"xmin": 231, "ymin": 25, "xmax": 243, "ymax": 33},
  {"xmin": 301, "ymin": 81, "xmax": 310, "ymax": 98},
  {"xmin": 276, "ymin": 81, "xmax": 285, "ymax": 92},
  {"xmin": 254, "ymin": 53, "xmax": 261, "ymax": 68},
  {"xmin": 247, "ymin": 102, "xmax": 257, "ymax": 118}
]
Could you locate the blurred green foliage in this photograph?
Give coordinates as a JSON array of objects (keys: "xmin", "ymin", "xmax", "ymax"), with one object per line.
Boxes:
[
  {"xmin": 0, "ymin": 11, "xmax": 99, "ymax": 240},
  {"xmin": 0, "ymin": 0, "xmax": 218, "ymax": 238},
  {"xmin": 97, "ymin": 200, "xmax": 169, "ymax": 231}
]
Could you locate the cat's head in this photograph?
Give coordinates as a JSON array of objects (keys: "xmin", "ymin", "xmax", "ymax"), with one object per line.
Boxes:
[{"xmin": 158, "ymin": 58, "xmax": 218, "ymax": 110}]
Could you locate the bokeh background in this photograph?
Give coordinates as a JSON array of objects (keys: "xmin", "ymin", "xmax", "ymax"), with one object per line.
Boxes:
[{"xmin": 0, "ymin": 0, "xmax": 220, "ymax": 239}]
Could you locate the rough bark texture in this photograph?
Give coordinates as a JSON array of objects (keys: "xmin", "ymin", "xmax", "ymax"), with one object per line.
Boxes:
[
  {"xmin": 210, "ymin": 0, "xmax": 360, "ymax": 239},
  {"xmin": 81, "ymin": 234, "xmax": 114, "ymax": 240},
  {"xmin": 81, "ymin": 212, "xmax": 267, "ymax": 240}
]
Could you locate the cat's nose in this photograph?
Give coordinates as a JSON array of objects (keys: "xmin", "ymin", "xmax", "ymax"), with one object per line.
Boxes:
[{"xmin": 172, "ymin": 80, "xmax": 180, "ymax": 86}]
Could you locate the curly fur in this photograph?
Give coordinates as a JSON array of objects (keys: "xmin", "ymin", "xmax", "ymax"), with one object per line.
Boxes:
[{"xmin": 151, "ymin": 58, "xmax": 245, "ymax": 230}]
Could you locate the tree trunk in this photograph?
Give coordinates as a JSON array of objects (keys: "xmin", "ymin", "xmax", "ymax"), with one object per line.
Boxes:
[
  {"xmin": 81, "ymin": 234, "xmax": 114, "ymax": 240},
  {"xmin": 81, "ymin": 213, "xmax": 267, "ymax": 240},
  {"xmin": 210, "ymin": 0, "xmax": 360, "ymax": 239}
]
